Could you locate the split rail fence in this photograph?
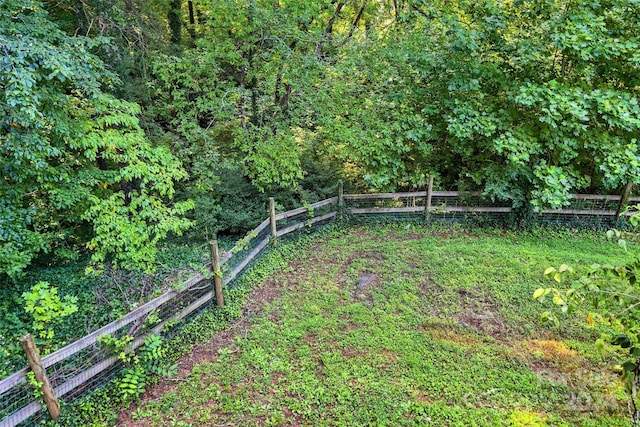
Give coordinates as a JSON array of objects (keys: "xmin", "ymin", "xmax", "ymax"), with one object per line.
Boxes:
[{"xmin": 1, "ymin": 184, "xmax": 638, "ymax": 426}]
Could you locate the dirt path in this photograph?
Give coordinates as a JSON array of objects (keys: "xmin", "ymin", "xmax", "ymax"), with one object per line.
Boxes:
[
  {"xmin": 117, "ymin": 274, "xmax": 289, "ymax": 426},
  {"xmin": 117, "ymin": 238, "xmax": 330, "ymax": 426}
]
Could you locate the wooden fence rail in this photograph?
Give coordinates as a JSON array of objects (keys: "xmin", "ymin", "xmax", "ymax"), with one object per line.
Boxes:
[
  {"xmin": 344, "ymin": 190, "xmax": 640, "ymax": 218},
  {"xmin": 1, "ymin": 188, "xmax": 638, "ymax": 427}
]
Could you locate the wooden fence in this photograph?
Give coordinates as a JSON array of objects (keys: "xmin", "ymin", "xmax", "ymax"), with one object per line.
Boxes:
[
  {"xmin": 345, "ymin": 191, "xmax": 640, "ymax": 219},
  {"xmin": 1, "ymin": 186, "xmax": 638, "ymax": 426}
]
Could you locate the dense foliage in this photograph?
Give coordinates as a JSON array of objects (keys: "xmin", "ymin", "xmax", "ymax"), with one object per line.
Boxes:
[
  {"xmin": 319, "ymin": 0, "xmax": 640, "ymax": 208},
  {"xmin": 3, "ymin": 2, "xmax": 640, "ymax": 424},
  {"xmin": 0, "ymin": 0, "xmax": 192, "ymax": 276}
]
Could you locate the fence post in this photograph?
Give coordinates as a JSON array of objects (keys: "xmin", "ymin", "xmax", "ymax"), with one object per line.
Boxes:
[
  {"xmin": 615, "ymin": 181, "xmax": 634, "ymax": 219},
  {"xmin": 424, "ymin": 176, "xmax": 434, "ymax": 221},
  {"xmin": 337, "ymin": 180, "xmax": 344, "ymax": 219},
  {"xmin": 269, "ymin": 197, "xmax": 277, "ymax": 245},
  {"xmin": 209, "ymin": 241, "xmax": 224, "ymax": 307},
  {"xmin": 20, "ymin": 334, "xmax": 60, "ymax": 420}
]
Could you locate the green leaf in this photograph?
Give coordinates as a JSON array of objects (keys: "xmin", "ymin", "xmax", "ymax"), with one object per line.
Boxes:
[
  {"xmin": 552, "ymin": 293, "xmax": 564, "ymax": 305},
  {"xmin": 618, "ymin": 239, "xmax": 627, "ymax": 251},
  {"xmin": 533, "ymin": 288, "xmax": 546, "ymax": 300},
  {"xmin": 612, "ymin": 334, "xmax": 632, "ymax": 349}
]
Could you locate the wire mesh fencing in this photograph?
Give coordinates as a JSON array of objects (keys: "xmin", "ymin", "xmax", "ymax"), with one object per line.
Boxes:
[
  {"xmin": 0, "ymin": 267, "xmax": 216, "ymax": 426},
  {"xmin": 0, "ymin": 187, "xmax": 636, "ymax": 426},
  {"xmin": 344, "ymin": 191, "xmax": 513, "ymax": 225},
  {"xmin": 221, "ymin": 218, "xmax": 272, "ymax": 289},
  {"xmin": 274, "ymin": 197, "xmax": 340, "ymax": 238},
  {"xmin": 537, "ymin": 195, "xmax": 640, "ymax": 227},
  {"xmin": 344, "ymin": 191, "xmax": 639, "ymax": 228}
]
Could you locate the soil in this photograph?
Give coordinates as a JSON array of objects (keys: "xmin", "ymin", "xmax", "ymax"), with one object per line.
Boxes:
[
  {"xmin": 118, "ymin": 239, "xmax": 332, "ymax": 426},
  {"xmin": 118, "ymin": 266, "xmax": 296, "ymax": 426},
  {"xmin": 454, "ymin": 288, "xmax": 510, "ymax": 341}
]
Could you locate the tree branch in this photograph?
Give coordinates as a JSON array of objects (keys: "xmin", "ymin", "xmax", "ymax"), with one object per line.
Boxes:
[{"xmin": 343, "ymin": 0, "xmax": 368, "ymax": 45}]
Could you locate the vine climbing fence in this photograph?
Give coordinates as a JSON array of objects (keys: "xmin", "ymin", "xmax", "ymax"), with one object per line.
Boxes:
[{"xmin": 1, "ymin": 184, "xmax": 638, "ymax": 426}]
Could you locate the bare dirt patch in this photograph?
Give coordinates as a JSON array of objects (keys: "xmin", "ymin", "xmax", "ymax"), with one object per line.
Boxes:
[
  {"xmin": 341, "ymin": 250, "xmax": 386, "ymax": 271},
  {"xmin": 416, "ymin": 277, "xmax": 438, "ymax": 297},
  {"xmin": 351, "ymin": 273, "xmax": 382, "ymax": 304},
  {"xmin": 380, "ymin": 349, "xmax": 398, "ymax": 362},
  {"xmin": 453, "ymin": 289, "xmax": 510, "ymax": 341},
  {"xmin": 423, "ymin": 325, "xmax": 482, "ymax": 347}
]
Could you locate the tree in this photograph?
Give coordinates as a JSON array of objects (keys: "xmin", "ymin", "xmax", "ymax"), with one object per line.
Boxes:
[
  {"xmin": 168, "ymin": 0, "xmax": 183, "ymax": 47},
  {"xmin": 45, "ymin": 0, "xmax": 170, "ymax": 103},
  {"xmin": 146, "ymin": 0, "xmax": 353, "ymax": 236},
  {"xmin": 315, "ymin": 0, "xmax": 640, "ymax": 208},
  {"xmin": 0, "ymin": 0, "xmax": 192, "ymax": 277}
]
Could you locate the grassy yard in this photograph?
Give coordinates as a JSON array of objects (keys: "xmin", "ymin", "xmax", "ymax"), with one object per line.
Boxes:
[{"xmin": 124, "ymin": 224, "xmax": 633, "ymax": 426}]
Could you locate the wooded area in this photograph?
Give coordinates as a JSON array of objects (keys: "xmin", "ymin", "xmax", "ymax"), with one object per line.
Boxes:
[{"xmin": 1, "ymin": 0, "xmax": 640, "ymax": 279}]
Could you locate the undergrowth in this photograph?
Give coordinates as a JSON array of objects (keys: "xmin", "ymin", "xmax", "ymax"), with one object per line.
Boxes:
[
  {"xmin": 35, "ymin": 229, "xmax": 328, "ymax": 426},
  {"xmin": 0, "ymin": 241, "xmax": 216, "ymax": 378}
]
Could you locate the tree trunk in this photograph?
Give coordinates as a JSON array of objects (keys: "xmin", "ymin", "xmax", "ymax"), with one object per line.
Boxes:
[
  {"xmin": 344, "ymin": 0, "xmax": 368, "ymax": 43},
  {"xmin": 72, "ymin": 0, "xmax": 89, "ymax": 36},
  {"xmin": 124, "ymin": 0, "xmax": 135, "ymax": 13},
  {"xmin": 315, "ymin": 2, "xmax": 345, "ymax": 57},
  {"xmin": 239, "ymin": 66, "xmax": 248, "ymax": 131},
  {"xmin": 187, "ymin": 1, "xmax": 196, "ymax": 43},
  {"xmin": 168, "ymin": 0, "xmax": 183, "ymax": 46}
]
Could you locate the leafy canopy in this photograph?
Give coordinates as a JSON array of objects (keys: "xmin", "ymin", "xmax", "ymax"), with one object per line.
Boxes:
[
  {"xmin": 0, "ymin": 0, "xmax": 192, "ymax": 277},
  {"xmin": 316, "ymin": 0, "xmax": 640, "ymax": 207}
]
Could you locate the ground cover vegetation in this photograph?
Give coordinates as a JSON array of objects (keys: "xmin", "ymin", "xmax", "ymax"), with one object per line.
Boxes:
[
  {"xmin": 534, "ymin": 210, "xmax": 640, "ymax": 424},
  {"xmin": 0, "ymin": 241, "xmax": 209, "ymax": 378},
  {"xmin": 34, "ymin": 229, "xmax": 308, "ymax": 426},
  {"xmin": 119, "ymin": 224, "xmax": 635, "ymax": 426}
]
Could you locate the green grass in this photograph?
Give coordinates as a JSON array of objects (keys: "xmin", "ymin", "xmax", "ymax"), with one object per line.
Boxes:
[{"xmin": 128, "ymin": 224, "xmax": 633, "ymax": 426}]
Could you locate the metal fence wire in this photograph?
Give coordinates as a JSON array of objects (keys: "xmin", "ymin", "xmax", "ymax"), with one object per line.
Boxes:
[
  {"xmin": 537, "ymin": 195, "xmax": 640, "ymax": 227},
  {"xmin": 0, "ymin": 271, "xmax": 216, "ymax": 426},
  {"xmin": 345, "ymin": 192, "xmax": 640, "ymax": 227},
  {"xmin": 0, "ymin": 189, "xmax": 637, "ymax": 427},
  {"xmin": 274, "ymin": 197, "xmax": 339, "ymax": 238},
  {"xmin": 344, "ymin": 191, "xmax": 513, "ymax": 224}
]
